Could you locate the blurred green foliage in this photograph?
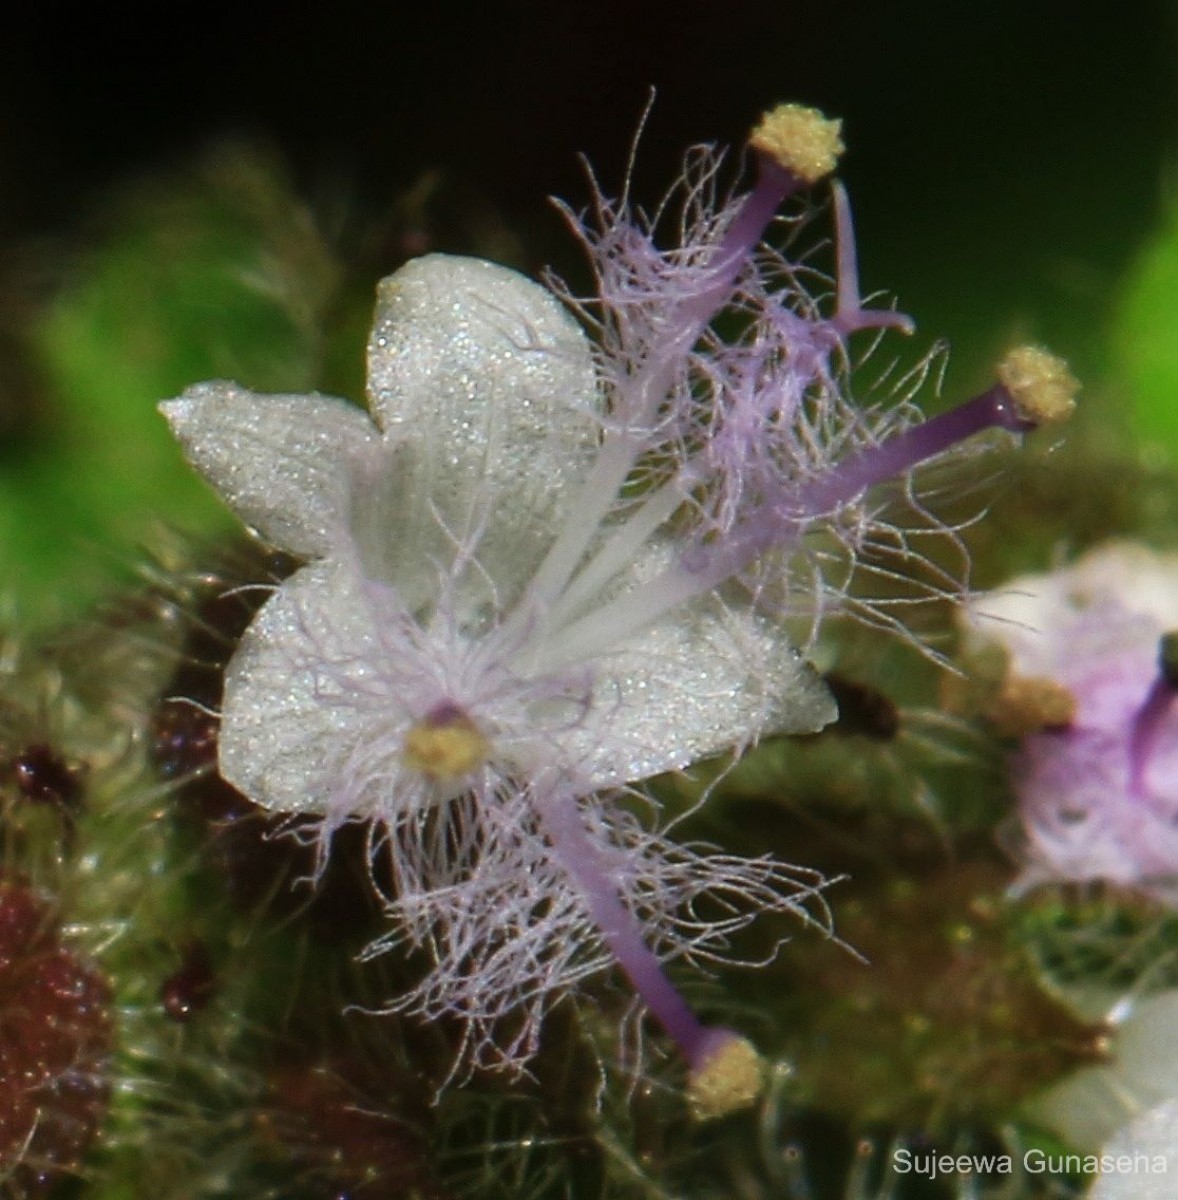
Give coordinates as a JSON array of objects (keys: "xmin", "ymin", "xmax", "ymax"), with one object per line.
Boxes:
[
  {"xmin": 1117, "ymin": 187, "xmax": 1178, "ymax": 456},
  {"xmin": 1, "ymin": 147, "xmax": 341, "ymax": 625}
]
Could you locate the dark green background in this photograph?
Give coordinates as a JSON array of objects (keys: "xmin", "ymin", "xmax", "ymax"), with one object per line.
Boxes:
[
  {"xmin": 3, "ymin": 3, "xmax": 1171, "ymax": 346},
  {"xmin": 1, "ymin": 1, "xmax": 1175, "ymax": 616}
]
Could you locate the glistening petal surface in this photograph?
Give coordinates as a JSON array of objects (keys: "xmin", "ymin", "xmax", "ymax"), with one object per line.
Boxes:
[
  {"xmin": 363, "ymin": 254, "xmax": 601, "ymax": 602},
  {"xmin": 219, "ymin": 560, "xmax": 391, "ymax": 819},
  {"xmin": 160, "ymin": 383, "xmax": 376, "ymax": 558},
  {"xmin": 567, "ymin": 599, "xmax": 836, "ymax": 785}
]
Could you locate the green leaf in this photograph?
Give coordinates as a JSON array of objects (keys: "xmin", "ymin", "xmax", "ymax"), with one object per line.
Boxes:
[{"xmin": 1116, "ymin": 193, "xmax": 1178, "ymax": 455}]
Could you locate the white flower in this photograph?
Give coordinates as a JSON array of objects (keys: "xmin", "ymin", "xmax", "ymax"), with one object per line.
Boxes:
[
  {"xmin": 160, "ymin": 106, "xmax": 1073, "ymax": 1090},
  {"xmin": 162, "ymin": 252, "xmax": 834, "ymax": 1079},
  {"xmin": 163, "ymin": 254, "xmax": 833, "ymax": 804}
]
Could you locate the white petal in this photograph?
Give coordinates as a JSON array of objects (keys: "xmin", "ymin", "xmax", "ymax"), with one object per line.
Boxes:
[
  {"xmin": 161, "ymin": 382, "xmax": 377, "ymax": 557},
  {"xmin": 565, "ymin": 599, "xmax": 835, "ymax": 786},
  {"xmin": 1068, "ymin": 542, "xmax": 1178, "ymax": 629},
  {"xmin": 963, "ymin": 542, "xmax": 1178, "ymax": 678},
  {"xmin": 219, "ymin": 561, "xmax": 390, "ymax": 818},
  {"xmin": 1089, "ymin": 1099, "xmax": 1178, "ymax": 1198},
  {"xmin": 1029, "ymin": 990, "xmax": 1178, "ymax": 1155},
  {"xmin": 364, "ymin": 254, "xmax": 600, "ymax": 602}
]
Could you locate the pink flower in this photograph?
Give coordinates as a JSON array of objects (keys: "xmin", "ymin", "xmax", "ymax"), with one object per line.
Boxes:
[{"xmin": 964, "ymin": 542, "xmax": 1178, "ymax": 899}]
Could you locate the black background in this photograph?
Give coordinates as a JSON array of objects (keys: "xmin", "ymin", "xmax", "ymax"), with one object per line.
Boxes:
[{"xmin": 2, "ymin": 1, "xmax": 1175, "ymax": 372}]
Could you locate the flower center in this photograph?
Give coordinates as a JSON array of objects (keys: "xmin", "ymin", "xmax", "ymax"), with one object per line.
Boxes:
[{"xmin": 401, "ymin": 704, "xmax": 490, "ymax": 781}]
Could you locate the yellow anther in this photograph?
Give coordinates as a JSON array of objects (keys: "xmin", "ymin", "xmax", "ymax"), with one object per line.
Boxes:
[
  {"xmin": 997, "ymin": 345, "xmax": 1079, "ymax": 426},
  {"xmin": 748, "ymin": 104, "xmax": 844, "ymax": 183},
  {"xmin": 402, "ymin": 712, "xmax": 489, "ymax": 780},
  {"xmin": 985, "ymin": 673, "xmax": 1078, "ymax": 737},
  {"xmin": 687, "ymin": 1035, "xmax": 766, "ymax": 1122}
]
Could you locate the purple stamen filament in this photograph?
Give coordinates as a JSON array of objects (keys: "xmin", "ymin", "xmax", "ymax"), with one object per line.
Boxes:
[
  {"xmin": 539, "ymin": 788, "xmax": 714, "ymax": 1069},
  {"xmin": 546, "ymin": 384, "xmax": 1035, "ymax": 669},
  {"xmin": 524, "ymin": 155, "xmax": 807, "ymax": 611},
  {"xmin": 829, "ymin": 181, "xmax": 915, "ymax": 338},
  {"xmin": 678, "ymin": 155, "xmax": 797, "ymax": 330},
  {"xmin": 1129, "ymin": 633, "xmax": 1178, "ymax": 796},
  {"xmin": 782, "ymin": 384, "xmax": 1031, "ymax": 519}
]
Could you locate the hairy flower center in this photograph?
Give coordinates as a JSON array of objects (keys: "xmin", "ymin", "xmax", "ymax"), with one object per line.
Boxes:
[{"xmin": 401, "ymin": 707, "xmax": 490, "ymax": 780}]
